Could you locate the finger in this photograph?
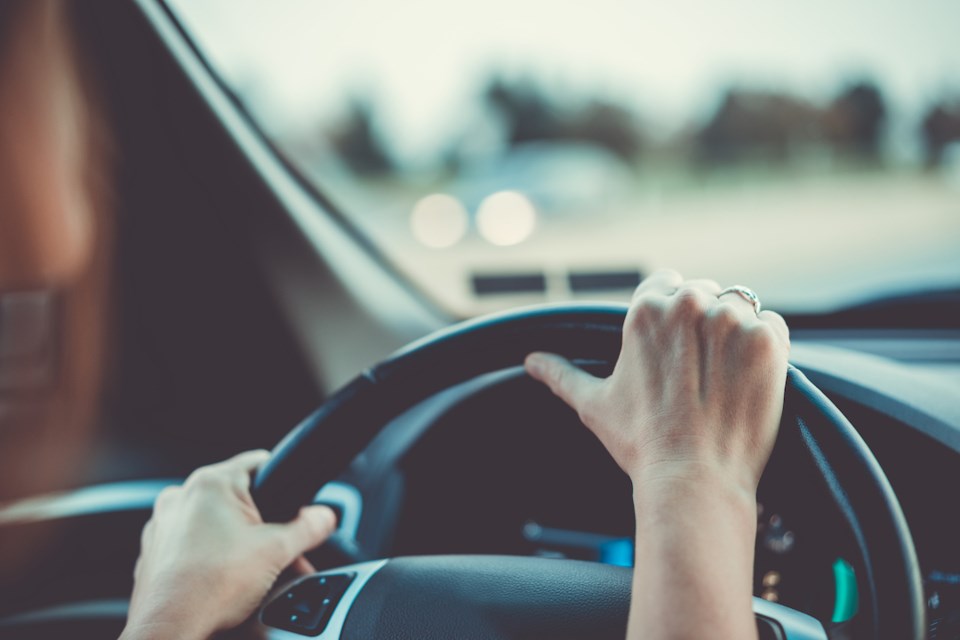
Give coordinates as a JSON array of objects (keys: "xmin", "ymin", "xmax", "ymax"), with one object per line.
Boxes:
[
  {"xmin": 214, "ymin": 450, "xmax": 272, "ymax": 494},
  {"xmin": 525, "ymin": 352, "xmax": 601, "ymax": 414},
  {"xmin": 632, "ymin": 268, "xmax": 683, "ymax": 299},
  {"xmin": 221, "ymin": 449, "xmax": 271, "ymax": 474},
  {"xmin": 670, "ymin": 281, "xmax": 718, "ymax": 313},
  {"xmin": 290, "ymin": 555, "xmax": 317, "ymax": 576},
  {"xmin": 758, "ymin": 310, "xmax": 790, "ymax": 348},
  {"xmin": 266, "ymin": 505, "xmax": 338, "ymax": 562}
]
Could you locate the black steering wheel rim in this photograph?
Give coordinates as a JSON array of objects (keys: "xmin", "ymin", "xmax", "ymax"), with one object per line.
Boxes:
[{"xmin": 252, "ymin": 302, "xmax": 924, "ymax": 639}]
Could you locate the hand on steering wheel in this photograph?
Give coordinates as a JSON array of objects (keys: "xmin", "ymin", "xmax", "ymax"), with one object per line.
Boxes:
[
  {"xmin": 526, "ymin": 268, "xmax": 789, "ymax": 490},
  {"xmin": 526, "ymin": 269, "xmax": 790, "ymax": 639},
  {"xmin": 120, "ymin": 451, "xmax": 337, "ymax": 640}
]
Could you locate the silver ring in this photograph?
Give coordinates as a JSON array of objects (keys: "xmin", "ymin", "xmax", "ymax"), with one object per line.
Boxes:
[{"xmin": 719, "ymin": 285, "xmax": 762, "ymax": 315}]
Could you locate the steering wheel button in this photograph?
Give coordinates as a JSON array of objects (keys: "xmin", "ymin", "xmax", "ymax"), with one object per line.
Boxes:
[{"xmin": 261, "ymin": 572, "xmax": 356, "ymax": 636}]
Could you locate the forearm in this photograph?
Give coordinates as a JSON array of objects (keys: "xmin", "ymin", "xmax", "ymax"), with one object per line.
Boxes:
[{"xmin": 627, "ymin": 465, "xmax": 759, "ymax": 640}]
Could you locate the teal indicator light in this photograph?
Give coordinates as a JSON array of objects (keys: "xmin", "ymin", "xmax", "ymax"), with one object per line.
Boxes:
[
  {"xmin": 832, "ymin": 557, "xmax": 858, "ymax": 623},
  {"xmin": 600, "ymin": 538, "xmax": 634, "ymax": 567}
]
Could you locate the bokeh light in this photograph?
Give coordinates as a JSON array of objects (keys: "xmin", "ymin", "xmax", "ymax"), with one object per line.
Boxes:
[
  {"xmin": 476, "ymin": 191, "xmax": 537, "ymax": 246},
  {"xmin": 409, "ymin": 193, "xmax": 469, "ymax": 248}
]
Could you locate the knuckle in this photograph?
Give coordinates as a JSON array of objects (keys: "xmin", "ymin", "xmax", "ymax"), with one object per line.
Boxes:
[
  {"xmin": 154, "ymin": 486, "xmax": 180, "ymax": 509},
  {"xmin": 764, "ymin": 311, "xmax": 790, "ymax": 341},
  {"xmin": 628, "ymin": 297, "xmax": 665, "ymax": 330},
  {"xmin": 186, "ymin": 467, "xmax": 227, "ymax": 492},
  {"xmin": 744, "ymin": 323, "xmax": 778, "ymax": 359},
  {"xmin": 671, "ymin": 288, "xmax": 706, "ymax": 319},
  {"xmin": 707, "ymin": 304, "xmax": 741, "ymax": 331}
]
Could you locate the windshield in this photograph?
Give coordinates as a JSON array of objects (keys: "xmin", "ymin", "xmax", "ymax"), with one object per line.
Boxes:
[{"xmin": 166, "ymin": 0, "xmax": 960, "ymax": 318}]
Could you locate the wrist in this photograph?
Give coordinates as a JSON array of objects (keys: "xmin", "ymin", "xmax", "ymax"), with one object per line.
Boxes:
[
  {"xmin": 628, "ymin": 461, "xmax": 761, "ymax": 640},
  {"xmin": 630, "ymin": 459, "xmax": 758, "ymax": 524},
  {"xmin": 120, "ymin": 619, "xmax": 209, "ymax": 640},
  {"xmin": 122, "ymin": 601, "xmax": 215, "ymax": 640},
  {"xmin": 630, "ymin": 454, "xmax": 759, "ymax": 495}
]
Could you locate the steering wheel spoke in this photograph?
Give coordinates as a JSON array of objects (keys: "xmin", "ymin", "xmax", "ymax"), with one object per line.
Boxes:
[{"xmin": 753, "ymin": 597, "xmax": 828, "ymax": 640}]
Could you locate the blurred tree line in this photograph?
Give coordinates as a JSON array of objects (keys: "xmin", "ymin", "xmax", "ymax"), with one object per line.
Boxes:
[
  {"xmin": 923, "ymin": 100, "xmax": 960, "ymax": 167},
  {"xmin": 483, "ymin": 77, "xmax": 643, "ymax": 162},
  {"xmin": 323, "ymin": 76, "xmax": 960, "ymax": 175},
  {"xmin": 699, "ymin": 82, "xmax": 887, "ymax": 165}
]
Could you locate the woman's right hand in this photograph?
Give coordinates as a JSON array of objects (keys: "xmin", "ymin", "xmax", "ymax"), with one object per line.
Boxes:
[
  {"xmin": 524, "ymin": 268, "xmax": 790, "ymax": 496},
  {"xmin": 525, "ymin": 268, "xmax": 791, "ymax": 640}
]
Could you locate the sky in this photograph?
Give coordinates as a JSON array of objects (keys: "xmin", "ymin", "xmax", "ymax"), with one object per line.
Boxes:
[{"xmin": 169, "ymin": 0, "xmax": 960, "ymax": 163}]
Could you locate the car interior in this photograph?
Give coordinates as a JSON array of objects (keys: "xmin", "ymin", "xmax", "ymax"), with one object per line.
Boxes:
[{"xmin": 0, "ymin": 1, "xmax": 958, "ymax": 639}]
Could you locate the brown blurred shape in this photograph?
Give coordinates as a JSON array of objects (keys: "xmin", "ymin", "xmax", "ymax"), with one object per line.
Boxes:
[{"xmin": 0, "ymin": 0, "xmax": 114, "ymax": 579}]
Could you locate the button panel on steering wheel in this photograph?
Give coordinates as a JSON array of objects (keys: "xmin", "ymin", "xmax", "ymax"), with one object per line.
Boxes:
[{"xmin": 262, "ymin": 573, "xmax": 355, "ymax": 636}]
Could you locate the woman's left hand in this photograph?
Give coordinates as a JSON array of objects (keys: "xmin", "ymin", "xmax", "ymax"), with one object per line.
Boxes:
[{"xmin": 120, "ymin": 450, "xmax": 337, "ymax": 640}]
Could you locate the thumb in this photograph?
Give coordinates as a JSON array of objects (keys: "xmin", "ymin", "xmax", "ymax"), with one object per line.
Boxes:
[
  {"xmin": 525, "ymin": 352, "xmax": 601, "ymax": 415},
  {"xmin": 265, "ymin": 505, "xmax": 338, "ymax": 564}
]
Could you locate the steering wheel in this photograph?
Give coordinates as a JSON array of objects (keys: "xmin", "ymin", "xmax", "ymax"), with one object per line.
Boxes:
[{"xmin": 251, "ymin": 303, "xmax": 924, "ymax": 640}]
